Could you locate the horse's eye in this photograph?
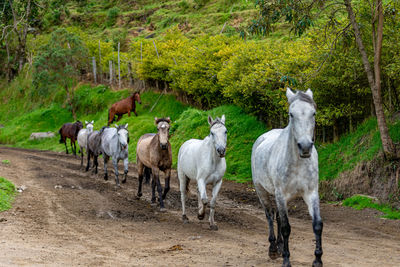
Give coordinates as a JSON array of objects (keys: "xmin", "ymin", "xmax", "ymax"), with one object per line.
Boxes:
[
  {"xmin": 313, "ymin": 112, "xmax": 316, "ymax": 116},
  {"xmin": 289, "ymin": 113, "xmax": 293, "ymax": 118},
  {"xmin": 225, "ymin": 130, "xmax": 227, "ymax": 134},
  {"xmin": 211, "ymin": 132, "xmax": 214, "ymax": 136}
]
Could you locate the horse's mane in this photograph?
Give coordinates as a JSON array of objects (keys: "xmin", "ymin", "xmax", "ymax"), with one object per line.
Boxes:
[
  {"xmin": 155, "ymin": 118, "xmax": 171, "ymax": 124},
  {"xmin": 99, "ymin": 126, "xmax": 108, "ymax": 135},
  {"xmin": 291, "ymin": 91, "xmax": 317, "ymax": 109}
]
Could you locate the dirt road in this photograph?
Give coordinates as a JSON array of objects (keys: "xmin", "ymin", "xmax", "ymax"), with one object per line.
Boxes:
[{"xmin": 0, "ymin": 147, "xmax": 399, "ymax": 266}]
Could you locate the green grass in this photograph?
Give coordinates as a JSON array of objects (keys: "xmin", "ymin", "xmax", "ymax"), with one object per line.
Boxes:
[
  {"xmin": 0, "ymin": 177, "xmax": 15, "ymax": 212},
  {"xmin": 0, "ymin": 83, "xmax": 265, "ymax": 183},
  {"xmin": 342, "ymin": 195, "xmax": 400, "ymax": 220},
  {"xmin": 318, "ymin": 118, "xmax": 400, "ymax": 181}
]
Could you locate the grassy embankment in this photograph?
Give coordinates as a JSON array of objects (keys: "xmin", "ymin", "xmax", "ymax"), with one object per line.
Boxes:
[
  {"xmin": 0, "ymin": 82, "xmax": 265, "ymax": 183},
  {"xmin": 0, "ymin": 176, "xmax": 15, "ymax": 212}
]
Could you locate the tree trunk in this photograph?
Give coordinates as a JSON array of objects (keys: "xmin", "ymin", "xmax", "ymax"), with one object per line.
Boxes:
[{"xmin": 344, "ymin": 0, "xmax": 396, "ymax": 159}]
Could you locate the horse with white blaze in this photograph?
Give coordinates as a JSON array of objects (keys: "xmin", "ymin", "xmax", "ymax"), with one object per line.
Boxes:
[
  {"xmin": 178, "ymin": 115, "xmax": 227, "ymax": 230},
  {"xmin": 77, "ymin": 120, "xmax": 94, "ymax": 167},
  {"xmin": 251, "ymin": 88, "xmax": 323, "ymax": 267},
  {"xmin": 101, "ymin": 124, "xmax": 130, "ymax": 187}
]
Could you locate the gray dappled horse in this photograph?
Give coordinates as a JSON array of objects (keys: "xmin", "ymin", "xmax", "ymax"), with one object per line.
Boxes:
[
  {"xmin": 136, "ymin": 117, "xmax": 172, "ymax": 212},
  {"xmin": 177, "ymin": 115, "xmax": 227, "ymax": 230},
  {"xmin": 86, "ymin": 128, "xmax": 103, "ymax": 175},
  {"xmin": 251, "ymin": 88, "xmax": 322, "ymax": 267},
  {"xmin": 77, "ymin": 120, "xmax": 94, "ymax": 167},
  {"xmin": 101, "ymin": 124, "xmax": 129, "ymax": 187}
]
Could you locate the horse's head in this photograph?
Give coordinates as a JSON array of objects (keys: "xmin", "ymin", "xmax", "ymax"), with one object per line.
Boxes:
[
  {"xmin": 115, "ymin": 123, "xmax": 129, "ymax": 151},
  {"xmin": 155, "ymin": 117, "xmax": 171, "ymax": 150},
  {"xmin": 286, "ymin": 88, "xmax": 316, "ymax": 158},
  {"xmin": 85, "ymin": 120, "xmax": 94, "ymax": 133},
  {"xmin": 133, "ymin": 92, "xmax": 142, "ymax": 104},
  {"xmin": 208, "ymin": 115, "xmax": 227, "ymax": 158}
]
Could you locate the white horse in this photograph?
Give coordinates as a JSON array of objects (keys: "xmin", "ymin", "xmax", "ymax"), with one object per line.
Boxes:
[
  {"xmin": 252, "ymin": 88, "xmax": 322, "ymax": 267},
  {"xmin": 77, "ymin": 120, "xmax": 94, "ymax": 167},
  {"xmin": 101, "ymin": 124, "xmax": 129, "ymax": 187},
  {"xmin": 177, "ymin": 115, "xmax": 227, "ymax": 230}
]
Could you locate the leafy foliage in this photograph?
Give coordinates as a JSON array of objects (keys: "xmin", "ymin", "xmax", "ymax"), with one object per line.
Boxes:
[{"xmin": 33, "ymin": 28, "xmax": 88, "ymax": 97}]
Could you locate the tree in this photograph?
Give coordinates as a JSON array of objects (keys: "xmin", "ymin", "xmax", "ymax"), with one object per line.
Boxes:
[
  {"xmin": 247, "ymin": 0, "xmax": 397, "ymax": 159},
  {"xmin": 33, "ymin": 28, "xmax": 88, "ymax": 119}
]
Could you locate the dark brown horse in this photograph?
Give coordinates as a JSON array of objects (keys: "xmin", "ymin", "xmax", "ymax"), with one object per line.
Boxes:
[
  {"xmin": 108, "ymin": 92, "xmax": 142, "ymax": 126},
  {"xmin": 59, "ymin": 121, "xmax": 83, "ymax": 155},
  {"xmin": 136, "ymin": 117, "xmax": 172, "ymax": 212}
]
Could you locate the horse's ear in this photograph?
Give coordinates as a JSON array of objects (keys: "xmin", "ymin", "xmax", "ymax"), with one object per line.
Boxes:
[
  {"xmin": 221, "ymin": 115, "xmax": 226, "ymax": 124},
  {"xmin": 85, "ymin": 120, "xmax": 88, "ymax": 124},
  {"xmin": 286, "ymin": 87, "xmax": 296, "ymax": 103},
  {"xmin": 166, "ymin": 117, "xmax": 171, "ymax": 123},
  {"xmin": 305, "ymin": 88, "xmax": 313, "ymax": 99},
  {"xmin": 125, "ymin": 123, "xmax": 128, "ymax": 129},
  {"xmin": 208, "ymin": 115, "xmax": 214, "ymax": 126},
  {"xmin": 154, "ymin": 117, "xmax": 158, "ymax": 125},
  {"xmin": 115, "ymin": 124, "xmax": 118, "ymax": 128},
  {"xmin": 91, "ymin": 120, "xmax": 94, "ymax": 124}
]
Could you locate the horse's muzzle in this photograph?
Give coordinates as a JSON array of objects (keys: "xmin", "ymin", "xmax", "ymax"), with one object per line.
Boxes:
[
  {"xmin": 217, "ymin": 147, "xmax": 226, "ymax": 158},
  {"xmin": 160, "ymin": 144, "xmax": 168, "ymax": 150}
]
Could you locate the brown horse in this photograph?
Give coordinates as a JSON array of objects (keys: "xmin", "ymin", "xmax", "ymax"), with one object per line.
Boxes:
[
  {"xmin": 108, "ymin": 92, "xmax": 142, "ymax": 126},
  {"xmin": 59, "ymin": 121, "xmax": 83, "ymax": 155},
  {"xmin": 136, "ymin": 117, "xmax": 172, "ymax": 212}
]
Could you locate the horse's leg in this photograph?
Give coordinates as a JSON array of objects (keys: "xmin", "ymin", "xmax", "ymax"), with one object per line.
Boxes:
[
  {"xmin": 134, "ymin": 110, "xmax": 138, "ymax": 116},
  {"xmin": 304, "ymin": 191, "xmax": 323, "ymax": 267},
  {"xmin": 112, "ymin": 158, "xmax": 120, "ymax": 186},
  {"xmin": 128, "ymin": 111, "xmax": 131, "ymax": 117},
  {"xmin": 94, "ymin": 155, "xmax": 98, "ymax": 174},
  {"xmin": 64, "ymin": 139, "xmax": 69, "ymax": 154},
  {"xmin": 255, "ymin": 186, "xmax": 279, "ymax": 259},
  {"xmin": 70, "ymin": 139, "xmax": 75, "ymax": 156},
  {"xmin": 151, "ymin": 175, "xmax": 156, "ymax": 204},
  {"xmin": 276, "ymin": 191, "xmax": 291, "ymax": 267},
  {"xmin": 116, "ymin": 114, "xmax": 122, "ymax": 122},
  {"xmin": 136, "ymin": 161, "xmax": 144, "ymax": 199},
  {"xmin": 153, "ymin": 168, "xmax": 165, "ymax": 212},
  {"xmin": 178, "ymin": 168, "xmax": 189, "ymax": 223},
  {"xmin": 122, "ymin": 157, "xmax": 128, "ymax": 184},
  {"xmin": 85, "ymin": 150, "xmax": 91, "ymax": 172},
  {"xmin": 209, "ymin": 179, "xmax": 222, "ymax": 231},
  {"xmin": 197, "ymin": 179, "xmax": 207, "ymax": 220},
  {"xmin": 162, "ymin": 169, "xmax": 171, "ymax": 200},
  {"xmin": 276, "ymin": 210, "xmax": 284, "ymax": 255},
  {"xmin": 103, "ymin": 154, "xmax": 109, "ymax": 180},
  {"xmin": 80, "ymin": 146, "xmax": 84, "ymax": 168}
]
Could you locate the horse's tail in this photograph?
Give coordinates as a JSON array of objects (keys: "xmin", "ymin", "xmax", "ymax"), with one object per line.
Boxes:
[
  {"xmin": 58, "ymin": 127, "xmax": 63, "ymax": 144},
  {"xmin": 144, "ymin": 167, "xmax": 151, "ymax": 184},
  {"xmin": 108, "ymin": 108, "xmax": 114, "ymax": 125}
]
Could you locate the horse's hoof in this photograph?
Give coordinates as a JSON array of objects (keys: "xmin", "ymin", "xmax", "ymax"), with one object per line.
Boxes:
[
  {"xmin": 104, "ymin": 175, "xmax": 108, "ymax": 181},
  {"xmin": 312, "ymin": 260, "xmax": 323, "ymax": 267},
  {"xmin": 282, "ymin": 259, "xmax": 291, "ymax": 267},
  {"xmin": 197, "ymin": 213, "xmax": 205, "ymax": 220},
  {"xmin": 268, "ymin": 250, "xmax": 279, "ymax": 260},
  {"xmin": 122, "ymin": 179, "xmax": 127, "ymax": 184},
  {"xmin": 209, "ymin": 224, "xmax": 218, "ymax": 231},
  {"xmin": 159, "ymin": 207, "xmax": 167, "ymax": 212},
  {"xmin": 182, "ymin": 215, "xmax": 189, "ymax": 224},
  {"xmin": 136, "ymin": 193, "xmax": 142, "ymax": 199}
]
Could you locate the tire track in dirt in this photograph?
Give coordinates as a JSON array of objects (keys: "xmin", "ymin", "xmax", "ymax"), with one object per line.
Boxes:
[{"xmin": 1, "ymin": 147, "xmax": 400, "ymax": 266}]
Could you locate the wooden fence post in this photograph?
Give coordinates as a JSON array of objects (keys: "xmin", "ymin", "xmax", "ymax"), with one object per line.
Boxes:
[
  {"xmin": 118, "ymin": 42, "xmax": 121, "ymax": 89},
  {"xmin": 98, "ymin": 40, "xmax": 102, "ymax": 83},
  {"xmin": 92, "ymin": 57, "xmax": 97, "ymax": 84},
  {"xmin": 153, "ymin": 40, "xmax": 159, "ymax": 58},
  {"xmin": 127, "ymin": 62, "xmax": 134, "ymax": 87},
  {"xmin": 109, "ymin": 60, "xmax": 113, "ymax": 85}
]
